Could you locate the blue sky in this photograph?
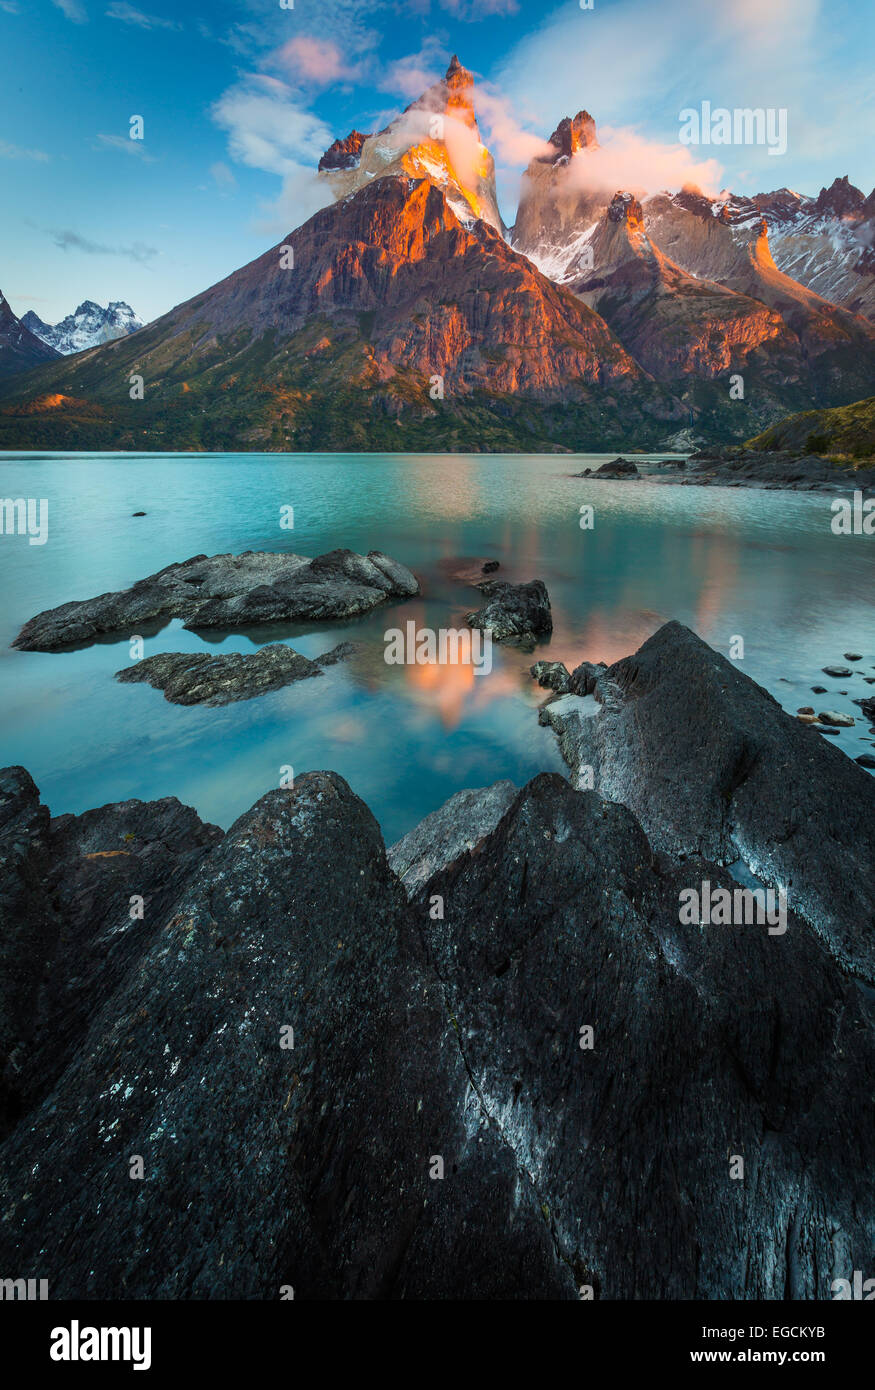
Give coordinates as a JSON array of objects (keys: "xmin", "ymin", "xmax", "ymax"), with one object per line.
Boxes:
[{"xmin": 2, "ymin": 0, "xmax": 873, "ymax": 326}]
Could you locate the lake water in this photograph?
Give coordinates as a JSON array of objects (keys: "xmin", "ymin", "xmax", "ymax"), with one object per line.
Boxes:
[{"xmin": 0, "ymin": 452, "xmax": 872, "ymax": 845}]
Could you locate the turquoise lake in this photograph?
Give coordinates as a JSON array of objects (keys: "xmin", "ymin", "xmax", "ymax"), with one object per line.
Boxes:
[{"xmin": 0, "ymin": 451, "xmax": 872, "ymax": 844}]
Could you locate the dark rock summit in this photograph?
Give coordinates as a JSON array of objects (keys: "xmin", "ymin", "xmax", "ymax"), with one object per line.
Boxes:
[
  {"xmin": 387, "ymin": 780, "xmax": 517, "ymax": 897},
  {"xmin": 317, "ymin": 130, "xmax": 372, "ymax": 172},
  {"xmin": 115, "ymin": 641, "xmax": 358, "ymax": 706},
  {"xmin": 12, "ymin": 549, "xmax": 420, "ymax": 651}
]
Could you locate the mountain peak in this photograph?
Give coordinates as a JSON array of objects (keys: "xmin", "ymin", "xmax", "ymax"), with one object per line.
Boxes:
[
  {"xmin": 544, "ymin": 111, "xmax": 599, "ymax": 164},
  {"xmin": 23, "ymin": 299, "xmax": 142, "ymax": 355},
  {"xmin": 316, "ymin": 54, "xmax": 504, "ymax": 234},
  {"xmin": 608, "ymin": 190, "xmax": 644, "ymax": 230},
  {"xmin": 318, "ymin": 130, "xmax": 372, "ymax": 173},
  {"xmin": 812, "ymin": 175, "xmax": 865, "ymax": 218}
]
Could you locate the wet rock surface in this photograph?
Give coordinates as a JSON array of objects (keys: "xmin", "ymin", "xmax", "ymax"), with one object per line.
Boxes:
[
  {"xmin": 0, "ymin": 771, "xmax": 569, "ymax": 1299},
  {"xmin": 1, "ymin": 622, "xmax": 873, "ymax": 1299},
  {"xmin": 576, "ymin": 457, "xmax": 641, "ymax": 478},
  {"xmin": 410, "ymin": 773, "xmax": 875, "ymax": 1300},
  {"xmin": 466, "ymin": 578, "xmax": 553, "ymax": 647},
  {"xmin": 12, "ymin": 549, "xmax": 420, "ymax": 652},
  {"xmin": 677, "ymin": 449, "xmax": 875, "ymax": 493},
  {"xmin": 530, "ymin": 660, "xmax": 571, "ymax": 693},
  {"xmin": 115, "ymin": 642, "xmax": 358, "ymax": 706},
  {"xmin": 387, "ymin": 780, "xmax": 517, "ymax": 898},
  {"xmin": 540, "ymin": 621, "xmax": 875, "ymax": 980},
  {"xmin": 0, "ymin": 768, "xmax": 221, "ymax": 1138}
]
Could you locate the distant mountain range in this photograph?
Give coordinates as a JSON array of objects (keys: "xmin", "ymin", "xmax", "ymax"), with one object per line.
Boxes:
[
  {"xmin": 1, "ymin": 58, "xmax": 873, "ymax": 452},
  {"xmin": 22, "ymin": 301, "xmax": 142, "ymax": 355}
]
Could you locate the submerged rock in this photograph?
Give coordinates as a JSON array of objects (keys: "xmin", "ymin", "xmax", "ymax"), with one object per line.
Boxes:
[
  {"xmin": 818, "ymin": 710, "xmax": 855, "ymax": 727},
  {"xmin": 115, "ymin": 642, "xmax": 357, "ymax": 706},
  {"xmin": 530, "ymin": 660, "xmax": 571, "ymax": 693},
  {"xmin": 11, "ymin": 549, "xmax": 419, "ymax": 652},
  {"xmin": 466, "ymin": 579, "xmax": 552, "ymax": 647}
]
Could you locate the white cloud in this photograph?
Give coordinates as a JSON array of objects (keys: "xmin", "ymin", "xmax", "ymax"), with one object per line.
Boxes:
[
  {"xmin": 210, "ymin": 161, "xmax": 237, "ymax": 190},
  {"xmin": 105, "ymin": 4, "xmax": 182, "ymax": 31},
  {"xmin": 560, "ymin": 126, "xmax": 723, "ymax": 199},
  {"xmin": 52, "ymin": 0, "xmax": 87, "ymax": 21},
  {"xmin": 211, "ymin": 76, "xmax": 336, "ymax": 235},
  {"xmin": 0, "ymin": 138, "xmax": 49, "ymax": 161},
  {"xmin": 491, "ymin": 0, "xmax": 874, "ymax": 196},
  {"xmin": 211, "ymin": 77, "xmax": 334, "ymax": 178},
  {"xmin": 94, "ymin": 133, "xmax": 157, "ymax": 161}
]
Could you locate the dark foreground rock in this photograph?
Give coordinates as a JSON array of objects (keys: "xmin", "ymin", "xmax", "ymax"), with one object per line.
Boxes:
[
  {"xmin": 466, "ymin": 579, "xmax": 552, "ymax": 648},
  {"xmin": 0, "ymin": 768, "xmax": 222, "ymax": 1137},
  {"xmin": 540, "ymin": 621, "xmax": 875, "ymax": 980},
  {"xmin": 1, "ymin": 704, "xmax": 874, "ymax": 1297},
  {"xmin": 410, "ymin": 773, "xmax": 875, "ymax": 1300},
  {"xmin": 115, "ymin": 641, "xmax": 358, "ymax": 706},
  {"xmin": 12, "ymin": 549, "xmax": 419, "ymax": 652},
  {"xmin": 0, "ymin": 770, "xmax": 568, "ymax": 1299},
  {"xmin": 387, "ymin": 781, "xmax": 517, "ymax": 897}
]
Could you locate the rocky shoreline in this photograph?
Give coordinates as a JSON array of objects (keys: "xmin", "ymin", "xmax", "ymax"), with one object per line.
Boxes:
[
  {"xmin": 1, "ymin": 621, "xmax": 873, "ymax": 1299},
  {"xmin": 577, "ymin": 449, "xmax": 875, "ymax": 493}
]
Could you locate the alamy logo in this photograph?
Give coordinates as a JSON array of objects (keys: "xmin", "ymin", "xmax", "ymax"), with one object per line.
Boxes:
[
  {"xmin": 384, "ymin": 621, "xmax": 493, "ymax": 676},
  {"xmin": 679, "ymin": 102, "xmax": 787, "ymax": 156},
  {"xmin": 0, "ymin": 498, "xmax": 48, "ymax": 546},
  {"xmin": 50, "ymin": 1320, "xmax": 152, "ymax": 1371},
  {"xmin": 679, "ymin": 879, "xmax": 787, "ymax": 935},
  {"xmin": 0, "ymin": 1276, "xmax": 48, "ymax": 1299},
  {"xmin": 831, "ymin": 1272, "xmax": 875, "ymax": 1300},
  {"xmin": 831, "ymin": 490, "xmax": 875, "ymax": 535}
]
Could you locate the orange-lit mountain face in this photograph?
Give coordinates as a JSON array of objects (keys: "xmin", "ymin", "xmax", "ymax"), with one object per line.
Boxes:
[
  {"xmin": 1, "ymin": 61, "xmax": 873, "ymax": 450},
  {"xmin": 513, "ymin": 109, "xmax": 875, "ymax": 410},
  {"xmin": 513, "ymin": 111, "xmax": 607, "ymax": 276},
  {"xmin": 317, "ymin": 56, "xmax": 505, "ymax": 236},
  {"xmin": 565, "ymin": 193, "xmax": 827, "ymax": 401}
]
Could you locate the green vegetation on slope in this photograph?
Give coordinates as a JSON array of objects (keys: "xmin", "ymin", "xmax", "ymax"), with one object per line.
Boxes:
[{"xmin": 747, "ymin": 395, "xmax": 875, "ymax": 462}]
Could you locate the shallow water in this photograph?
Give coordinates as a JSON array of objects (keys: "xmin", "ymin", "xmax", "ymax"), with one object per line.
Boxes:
[{"xmin": 0, "ymin": 451, "xmax": 872, "ymax": 843}]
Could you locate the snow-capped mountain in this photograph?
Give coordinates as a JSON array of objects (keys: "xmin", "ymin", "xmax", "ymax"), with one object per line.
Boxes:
[
  {"xmin": 2, "ymin": 61, "xmax": 874, "ymax": 453},
  {"xmin": 317, "ymin": 55, "xmax": 505, "ymax": 235},
  {"xmin": 642, "ymin": 179, "xmax": 875, "ymax": 320},
  {"xmin": 512, "ymin": 113, "xmax": 875, "ymax": 322},
  {"xmin": 22, "ymin": 301, "xmax": 143, "ymax": 355}
]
